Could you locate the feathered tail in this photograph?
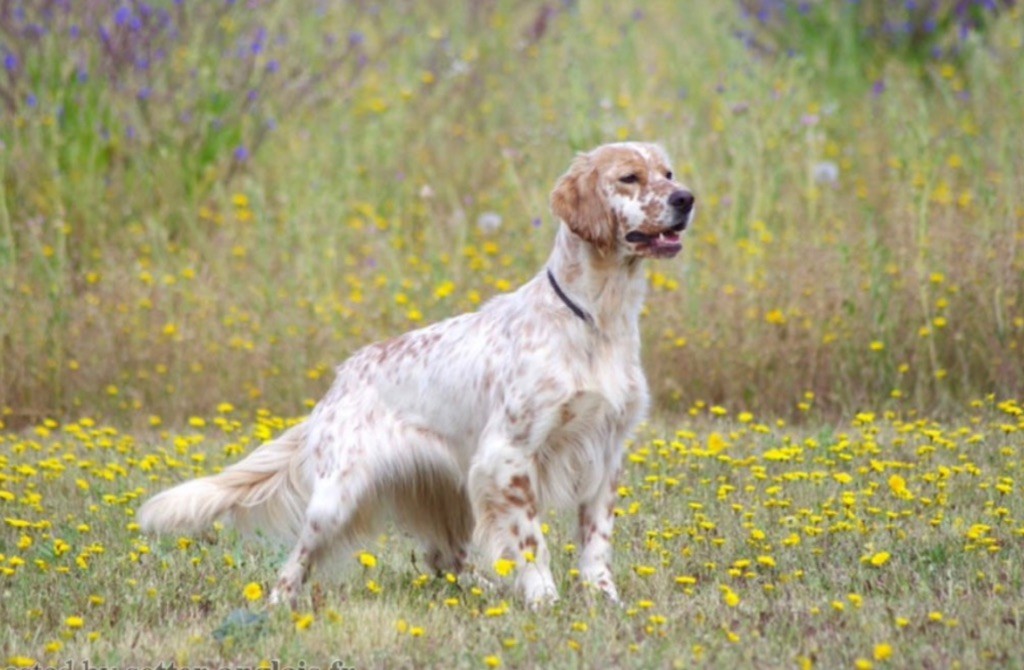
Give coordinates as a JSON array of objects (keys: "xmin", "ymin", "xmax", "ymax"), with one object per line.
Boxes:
[{"xmin": 137, "ymin": 421, "xmax": 312, "ymax": 541}]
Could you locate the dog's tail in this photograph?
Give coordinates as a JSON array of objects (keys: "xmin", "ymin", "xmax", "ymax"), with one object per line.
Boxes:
[{"xmin": 137, "ymin": 421, "xmax": 312, "ymax": 541}]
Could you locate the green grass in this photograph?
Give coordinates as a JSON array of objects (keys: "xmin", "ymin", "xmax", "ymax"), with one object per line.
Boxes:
[
  {"xmin": 2, "ymin": 398, "xmax": 1024, "ymax": 668},
  {"xmin": 2, "ymin": 2, "xmax": 1024, "ymax": 667}
]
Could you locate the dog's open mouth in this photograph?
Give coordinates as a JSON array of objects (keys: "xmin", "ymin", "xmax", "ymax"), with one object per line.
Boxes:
[{"xmin": 625, "ymin": 228, "xmax": 683, "ymax": 257}]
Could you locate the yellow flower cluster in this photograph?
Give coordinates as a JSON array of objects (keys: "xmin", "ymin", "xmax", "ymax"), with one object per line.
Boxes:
[{"xmin": 1, "ymin": 395, "xmax": 1022, "ymax": 663}]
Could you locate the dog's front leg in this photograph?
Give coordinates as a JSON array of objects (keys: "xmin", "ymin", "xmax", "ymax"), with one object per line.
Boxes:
[
  {"xmin": 468, "ymin": 436, "xmax": 557, "ymax": 606},
  {"xmin": 577, "ymin": 467, "xmax": 622, "ymax": 603}
]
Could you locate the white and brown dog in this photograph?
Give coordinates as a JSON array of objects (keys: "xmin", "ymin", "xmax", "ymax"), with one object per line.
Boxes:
[{"xmin": 138, "ymin": 142, "xmax": 695, "ymax": 606}]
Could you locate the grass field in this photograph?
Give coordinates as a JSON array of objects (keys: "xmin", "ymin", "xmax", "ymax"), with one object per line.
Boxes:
[
  {"xmin": 2, "ymin": 1, "xmax": 1024, "ymax": 668},
  {"xmin": 2, "ymin": 399, "xmax": 1024, "ymax": 667}
]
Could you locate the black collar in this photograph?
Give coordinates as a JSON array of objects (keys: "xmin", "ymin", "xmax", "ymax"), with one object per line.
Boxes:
[{"xmin": 547, "ymin": 268, "xmax": 593, "ymax": 325}]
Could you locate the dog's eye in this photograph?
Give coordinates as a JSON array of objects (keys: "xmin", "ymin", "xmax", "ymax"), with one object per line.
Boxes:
[
  {"xmin": 665, "ymin": 171, "xmax": 673, "ymax": 180},
  {"xmin": 619, "ymin": 174, "xmax": 640, "ymax": 184}
]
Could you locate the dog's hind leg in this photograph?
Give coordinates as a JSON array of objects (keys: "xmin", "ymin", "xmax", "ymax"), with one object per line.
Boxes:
[
  {"xmin": 268, "ymin": 416, "xmax": 383, "ymax": 607},
  {"xmin": 269, "ymin": 470, "xmax": 376, "ymax": 606}
]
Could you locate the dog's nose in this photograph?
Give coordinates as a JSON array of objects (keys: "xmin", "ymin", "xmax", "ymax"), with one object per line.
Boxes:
[{"xmin": 669, "ymin": 190, "xmax": 695, "ymax": 215}]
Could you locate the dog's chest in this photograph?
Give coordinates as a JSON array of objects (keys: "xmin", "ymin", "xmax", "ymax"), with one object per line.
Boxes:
[
  {"xmin": 538, "ymin": 344, "xmax": 645, "ymax": 507},
  {"xmin": 573, "ymin": 334, "xmax": 646, "ymax": 418}
]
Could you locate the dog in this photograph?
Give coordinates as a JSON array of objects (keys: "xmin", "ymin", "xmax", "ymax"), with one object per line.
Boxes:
[{"xmin": 137, "ymin": 141, "xmax": 695, "ymax": 606}]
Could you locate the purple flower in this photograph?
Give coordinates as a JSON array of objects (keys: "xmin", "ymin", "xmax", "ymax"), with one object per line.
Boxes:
[
  {"xmin": 114, "ymin": 6, "xmax": 132, "ymax": 26},
  {"xmin": 3, "ymin": 52, "xmax": 17, "ymax": 72},
  {"xmin": 26, "ymin": 93, "xmax": 37, "ymax": 107},
  {"xmin": 251, "ymin": 27, "xmax": 267, "ymax": 54},
  {"xmin": 872, "ymin": 78, "xmax": 886, "ymax": 96},
  {"xmin": 233, "ymin": 145, "xmax": 250, "ymax": 162},
  {"xmin": 531, "ymin": 217, "xmax": 542, "ymax": 228}
]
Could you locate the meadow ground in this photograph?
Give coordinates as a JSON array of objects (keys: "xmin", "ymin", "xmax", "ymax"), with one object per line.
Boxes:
[
  {"xmin": 2, "ymin": 1, "xmax": 1024, "ymax": 668},
  {"xmin": 2, "ymin": 398, "xmax": 1024, "ymax": 668}
]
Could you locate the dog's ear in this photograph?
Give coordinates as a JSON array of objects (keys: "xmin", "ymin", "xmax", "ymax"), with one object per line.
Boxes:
[{"xmin": 550, "ymin": 157, "xmax": 616, "ymax": 253}]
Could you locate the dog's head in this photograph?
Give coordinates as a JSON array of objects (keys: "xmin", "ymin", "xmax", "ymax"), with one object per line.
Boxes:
[{"xmin": 550, "ymin": 142, "xmax": 695, "ymax": 259}]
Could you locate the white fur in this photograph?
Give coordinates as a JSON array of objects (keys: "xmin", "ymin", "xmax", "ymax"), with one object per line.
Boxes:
[{"xmin": 136, "ymin": 142, "xmax": 694, "ymax": 606}]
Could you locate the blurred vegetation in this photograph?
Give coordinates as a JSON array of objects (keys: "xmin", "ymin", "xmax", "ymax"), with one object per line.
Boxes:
[
  {"xmin": 737, "ymin": 0, "xmax": 1017, "ymax": 91},
  {"xmin": 1, "ymin": 0, "xmax": 1022, "ymax": 427}
]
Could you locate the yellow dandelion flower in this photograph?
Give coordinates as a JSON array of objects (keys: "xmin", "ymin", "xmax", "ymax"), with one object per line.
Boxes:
[
  {"xmin": 485, "ymin": 602, "xmax": 510, "ymax": 617},
  {"xmin": 483, "ymin": 655, "xmax": 502, "ymax": 668},
  {"xmin": 874, "ymin": 643, "xmax": 893, "ymax": 661},
  {"xmin": 869, "ymin": 551, "xmax": 891, "ymax": 568},
  {"xmin": 493, "ymin": 558, "xmax": 516, "ymax": 577},
  {"xmin": 65, "ymin": 616, "xmax": 84, "ymax": 630},
  {"xmin": 294, "ymin": 613, "xmax": 314, "ymax": 631},
  {"xmin": 358, "ymin": 551, "xmax": 377, "ymax": 568},
  {"xmin": 888, "ymin": 474, "xmax": 909, "ymax": 497},
  {"xmin": 243, "ymin": 582, "xmax": 263, "ymax": 602}
]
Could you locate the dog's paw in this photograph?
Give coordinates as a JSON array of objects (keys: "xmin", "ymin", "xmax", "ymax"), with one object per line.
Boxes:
[
  {"xmin": 579, "ymin": 569, "xmax": 620, "ymax": 604},
  {"xmin": 525, "ymin": 585, "xmax": 560, "ymax": 610},
  {"xmin": 518, "ymin": 567, "xmax": 559, "ymax": 608}
]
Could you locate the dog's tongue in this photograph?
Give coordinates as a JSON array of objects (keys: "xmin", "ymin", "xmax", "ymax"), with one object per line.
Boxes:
[{"xmin": 651, "ymin": 231, "xmax": 681, "ymax": 251}]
